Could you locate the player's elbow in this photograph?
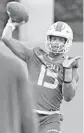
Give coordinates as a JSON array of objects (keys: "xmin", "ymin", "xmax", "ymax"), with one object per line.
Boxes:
[
  {"xmin": 63, "ymin": 89, "xmax": 76, "ymax": 102},
  {"xmin": 2, "ymin": 36, "xmax": 11, "ymax": 44},
  {"xmin": 64, "ymin": 95, "xmax": 75, "ymax": 102}
]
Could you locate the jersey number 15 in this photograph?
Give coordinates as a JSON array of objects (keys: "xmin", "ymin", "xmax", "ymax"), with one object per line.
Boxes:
[{"xmin": 37, "ymin": 65, "xmax": 58, "ymax": 89}]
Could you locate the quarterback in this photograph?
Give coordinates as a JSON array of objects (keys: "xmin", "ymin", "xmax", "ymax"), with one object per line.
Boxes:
[{"xmin": 1, "ymin": 15, "xmax": 80, "ymax": 133}]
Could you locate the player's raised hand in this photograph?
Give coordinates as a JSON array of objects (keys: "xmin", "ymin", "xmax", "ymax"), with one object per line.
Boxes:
[
  {"xmin": 62, "ymin": 56, "xmax": 81, "ymax": 83},
  {"xmin": 63, "ymin": 56, "xmax": 81, "ymax": 68},
  {"xmin": 12, "ymin": 20, "xmax": 25, "ymax": 28},
  {"xmin": 6, "ymin": 17, "xmax": 25, "ymax": 34},
  {"xmin": 5, "ymin": 17, "xmax": 24, "ymax": 33}
]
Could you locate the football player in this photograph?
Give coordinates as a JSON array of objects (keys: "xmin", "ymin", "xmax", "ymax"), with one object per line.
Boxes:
[{"xmin": 1, "ymin": 16, "xmax": 80, "ymax": 133}]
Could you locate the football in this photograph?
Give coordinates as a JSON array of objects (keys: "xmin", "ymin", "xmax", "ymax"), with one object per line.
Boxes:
[{"xmin": 7, "ymin": 2, "xmax": 29, "ymax": 23}]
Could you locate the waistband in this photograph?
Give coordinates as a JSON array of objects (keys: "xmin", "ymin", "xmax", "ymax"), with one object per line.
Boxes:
[{"xmin": 47, "ymin": 129, "xmax": 61, "ymax": 133}]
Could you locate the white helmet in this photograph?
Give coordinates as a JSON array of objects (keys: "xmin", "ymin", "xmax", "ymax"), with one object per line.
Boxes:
[{"xmin": 45, "ymin": 21, "xmax": 73, "ymax": 54}]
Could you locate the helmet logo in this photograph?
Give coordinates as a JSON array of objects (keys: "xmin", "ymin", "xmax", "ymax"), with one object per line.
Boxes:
[{"xmin": 55, "ymin": 22, "xmax": 63, "ymax": 32}]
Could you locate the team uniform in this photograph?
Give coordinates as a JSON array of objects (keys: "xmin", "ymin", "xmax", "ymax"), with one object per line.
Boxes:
[
  {"xmin": 22, "ymin": 46, "xmax": 78, "ymax": 133},
  {"xmin": 27, "ymin": 47, "xmax": 63, "ymax": 133},
  {"xmin": 2, "ymin": 20, "xmax": 80, "ymax": 133}
]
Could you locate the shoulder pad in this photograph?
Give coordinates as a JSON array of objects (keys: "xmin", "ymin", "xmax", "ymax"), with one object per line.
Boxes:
[{"xmin": 33, "ymin": 47, "xmax": 46, "ymax": 57}]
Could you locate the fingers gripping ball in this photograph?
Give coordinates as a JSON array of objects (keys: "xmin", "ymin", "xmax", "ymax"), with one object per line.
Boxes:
[{"xmin": 7, "ymin": 2, "xmax": 29, "ymax": 23}]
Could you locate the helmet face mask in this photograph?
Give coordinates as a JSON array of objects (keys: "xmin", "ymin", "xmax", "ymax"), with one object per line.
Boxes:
[
  {"xmin": 45, "ymin": 21, "xmax": 73, "ymax": 54},
  {"xmin": 46, "ymin": 35, "xmax": 67, "ymax": 54}
]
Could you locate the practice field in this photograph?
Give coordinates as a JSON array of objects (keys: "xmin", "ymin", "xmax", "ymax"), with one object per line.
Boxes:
[{"xmin": 0, "ymin": 41, "xmax": 83, "ymax": 133}]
